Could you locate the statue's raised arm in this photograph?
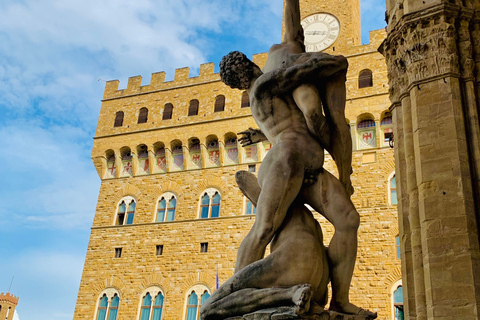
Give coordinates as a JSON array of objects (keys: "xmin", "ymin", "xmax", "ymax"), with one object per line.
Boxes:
[{"xmin": 283, "ymin": 0, "xmax": 304, "ymax": 48}]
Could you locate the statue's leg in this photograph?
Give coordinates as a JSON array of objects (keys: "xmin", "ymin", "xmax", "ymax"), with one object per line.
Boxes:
[
  {"xmin": 235, "ymin": 145, "xmax": 304, "ymax": 272},
  {"xmin": 320, "ymin": 72, "xmax": 354, "ymax": 196},
  {"xmin": 302, "ymin": 171, "xmax": 375, "ymax": 317},
  {"xmin": 292, "ymin": 84, "xmax": 332, "ymax": 152},
  {"xmin": 201, "ymin": 285, "xmax": 311, "ymax": 320}
]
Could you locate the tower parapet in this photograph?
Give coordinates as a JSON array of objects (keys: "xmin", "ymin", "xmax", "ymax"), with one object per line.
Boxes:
[
  {"xmin": 0, "ymin": 292, "xmax": 19, "ymax": 320},
  {"xmin": 0, "ymin": 292, "xmax": 19, "ymax": 306},
  {"xmin": 102, "ymin": 53, "xmax": 268, "ymax": 101}
]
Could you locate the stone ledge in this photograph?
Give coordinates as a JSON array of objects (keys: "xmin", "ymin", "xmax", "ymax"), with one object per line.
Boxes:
[{"xmin": 225, "ymin": 306, "xmax": 376, "ymax": 320}]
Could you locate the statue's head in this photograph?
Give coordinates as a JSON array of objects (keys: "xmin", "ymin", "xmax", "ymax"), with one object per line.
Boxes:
[{"xmin": 220, "ymin": 51, "xmax": 257, "ymax": 90}]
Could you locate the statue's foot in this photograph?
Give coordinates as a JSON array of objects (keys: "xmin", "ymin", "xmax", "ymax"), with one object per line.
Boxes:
[
  {"xmin": 309, "ymin": 302, "xmax": 325, "ymax": 315},
  {"xmin": 292, "ymin": 284, "xmax": 311, "ymax": 315},
  {"xmin": 330, "ymin": 302, "xmax": 377, "ymax": 319}
]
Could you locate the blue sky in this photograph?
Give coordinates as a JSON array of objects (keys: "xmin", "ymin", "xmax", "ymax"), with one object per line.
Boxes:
[{"xmin": 0, "ymin": 1, "xmax": 386, "ymax": 319}]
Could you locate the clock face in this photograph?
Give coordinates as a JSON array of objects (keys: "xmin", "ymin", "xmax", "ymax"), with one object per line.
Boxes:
[{"xmin": 301, "ymin": 13, "xmax": 341, "ymax": 52}]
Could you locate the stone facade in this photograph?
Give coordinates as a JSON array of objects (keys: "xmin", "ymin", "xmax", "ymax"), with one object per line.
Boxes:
[
  {"xmin": 74, "ymin": 1, "xmax": 403, "ymax": 319},
  {"xmin": 0, "ymin": 292, "xmax": 19, "ymax": 320},
  {"xmin": 382, "ymin": 1, "xmax": 480, "ymax": 319}
]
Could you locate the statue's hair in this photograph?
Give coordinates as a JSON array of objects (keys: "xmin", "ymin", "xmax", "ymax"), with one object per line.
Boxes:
[{"xmin": 219, "ymin": 51, "xmax": 255, "ymax": 90}]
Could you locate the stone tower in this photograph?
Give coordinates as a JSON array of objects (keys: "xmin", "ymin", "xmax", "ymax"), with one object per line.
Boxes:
[
  {"xmin": 283, "ymin": 0, "xmax": 361, "ymax": 52},
  {"xmin": 0, "ymin": 292, "xmax": 19, "ymax": 320},
  {"xmin": 382, "ymin": 1, "xmax": 480, "ymax": 319}
]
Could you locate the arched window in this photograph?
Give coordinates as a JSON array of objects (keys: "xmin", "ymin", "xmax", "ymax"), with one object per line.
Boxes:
[
  {"xmin": 95, "ymin": 289, "xmax": 120, "ymax": 320},
  {"xmin": 241, "ymin": 91, "xmax": 250, "ymax": 108},
  {"xmin": 393, "ymin": 284, "xmax": 404, "ymax": 320},
  {"xmin": 389, "ymin": 173, "xmax": 397, "ymax": 205},
  {"xmin": 224, "ymin": 134, "xmax": 239, "ymax": 164},
  {"xmin": 357, "ymin": 119, "xmax": 376, "ymax": 149},
  {"xmin": 138, "ymin": 107, "xmax": 148, "ymax": 124},
  {"xmin": 189, "ymin": 138, "xmax": 202, "ymax": 169},
  {"xmin": 109, "ymin": 295, "xmax": 119, "ymax": 320},
  {"xmin": 116, "ymin": 197, "xmax": 136, "ymax": 225},
  {"xmin": 184, "ymin": 286, "xmax": 211, "ymax": 320},
  {"xmin": 245, "ymin": 198, "xmax": 256, "ymax": 215},
  {"xmin": 199, "ymin": 189, "xmax": 221, "ymax": 219},
  {"xmin": 114, "ymin": 111, "xmax": 124, "ymax": 127},
  {"xmin": 97, "ymin": 295, "xmax": 108, "ymax": 320},
  {"xmin": 188, "ymin": 100, "xmax": 199, "ymax": 116},
  {"xmin": 381, "ymin": 113, "xmax": 393, "ymax": 147},
  {"xmin": 358, "ymin": 69, "xmax": 373, "ymax": 88},
  {"xmin": 206, "ymin": 137, "xmax": 220, "ymax": 167},
  {"xmin": 163, "ymin": 103, "xmax": 173, "ymax": 120},
  {"xmin": 156, "ymin": 193, "xmax": 176, "ymax": 222},
  {"xmin": 139, "ymin": 287, "xmax": 164, "ymax": 320},
  {"xmin": 214, "ymin": 95, "xmax": 225, "ymax": 112}
]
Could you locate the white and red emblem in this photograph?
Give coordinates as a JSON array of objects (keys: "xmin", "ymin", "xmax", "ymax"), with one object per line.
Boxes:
[{"xmin": 209, "ymin": 150, "xmax": 220, "ymax": 165}]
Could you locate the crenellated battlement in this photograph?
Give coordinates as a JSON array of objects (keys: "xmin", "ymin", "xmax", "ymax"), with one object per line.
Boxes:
[
  {"xmin": 0, "ymin": 292, "xmax": 19, "ymax": 305},
  {"xmin": 103, "ymin": 53, "xmax": 268, "ymax": 100}
]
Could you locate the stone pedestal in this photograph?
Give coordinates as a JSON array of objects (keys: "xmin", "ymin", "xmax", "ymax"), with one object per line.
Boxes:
[{"xmin": 226, "ymin": 306, "xmax": 376, "ymax": 320}]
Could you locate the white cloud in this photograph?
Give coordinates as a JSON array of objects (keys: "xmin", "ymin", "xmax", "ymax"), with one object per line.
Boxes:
[
  {"xmin": 13, "ymin": 310, "xmax": 20, "ymax": 320},
  {"xmin": 0, "ymin": 122, "xmax": 99, "ymax": 230}
]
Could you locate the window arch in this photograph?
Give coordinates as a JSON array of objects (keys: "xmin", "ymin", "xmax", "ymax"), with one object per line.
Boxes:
[
  {"xmin": 357, "ymin": 118, "xmax": 376, "ymax": 149},
  {"xmin": 184, "ymin": 285, "xmax": 211, "ymax": 320},
  {"xmin": 224, "ymin": 133, "xmax": 239, "ymax": 164},
  {"xmin": 189, "ymin": 138, "xmax": 202, "ymax": 169},
  {"xmin": 156, "ymin": 192, "xmax": 177, "ymax": 222},
  {"xmin": 95, "ymin": 288, "xmax": 120, "ymax": 320},
  {"xmin": 241, "ymin": 91, "xmax": 250, "ymax": 108},
  {"xmin": 138, "ymin": 107, "xmax": 148, "ymax": 124},
  {"xmin": 358, "ymin": 69, "xmax": 373, "ymax": 88},
  {"xmin": 389, "ymin": 172, "xmax": 397, "ymax": 205},
  {"xmin": 391, "ymin": 281, "xmax": 403, "ymax": 320},
  {"xmin": 138, "ymin": 286, "xmax": 165, "ymax": 320},
  {"xmin": 188, "ymin": 99, "xmax": 199, "ymax": 116},
  {"xmin": 114, "ymin": 111, "xmax": 124, "ymax": 127},
  {"xmin": 214, "ymin": 95, "xmax": 225, "ymax": 112},
  {"xmin": 116, "ymin": 196, "xmax": 136, "ymax": 225},
  {"xmin": 163, "ymin": 103, "xmax": 173, "ymax": 120},
  {"xmin": 199, "ymin": 188, "xmax": 221, "ymax": 219},
  {"xmin": 206, "ymin": 136, "xmax": 220, "ymax": 167}
]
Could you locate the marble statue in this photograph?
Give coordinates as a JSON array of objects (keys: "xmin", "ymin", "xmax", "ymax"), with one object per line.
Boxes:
[{"xmin": 200, "ymin": 0, "xmax": 377, "ymax": 319}]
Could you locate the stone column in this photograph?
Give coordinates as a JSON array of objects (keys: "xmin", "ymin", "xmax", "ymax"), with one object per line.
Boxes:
[
  {"xmin": 114, "ymin": 151, "xmax": 122, "ymax": 178},
  {"xmin": 148, "ymin": 149, "xmax": 155, "ymax": 174},
  {"xmin": 350, "ymin": 122, "xmax": 358, "ymax": 151},
  {"xmin": 200, "ymin": 144, "xmax": 208, "ymax": 169},
  {"xmin": 219, "ymin": 141, "xmax": 226, "ymax": 166},
  {"xmin": 131, "ymin": 152, "xmax": 139, "ymax": 176},
  {"xmin": 165, "ymin": 148, "xmax": 173, "ymax": 173},
  {"xmin": 383, "ymin": 3, "xmax": 480, "ymax": 319}
]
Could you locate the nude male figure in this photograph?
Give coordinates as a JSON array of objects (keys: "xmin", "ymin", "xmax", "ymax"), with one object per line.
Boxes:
[
  {"xmin": 219, "ymin": 51, "xmax": 375, "ymax": 317},
  {"xmin": 264, "ymin": 0, "xmax": 353, "ymax": 196},
  {"xmin": 199, "ymin": 171, "xmax": 330, "ymax": 320}
]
